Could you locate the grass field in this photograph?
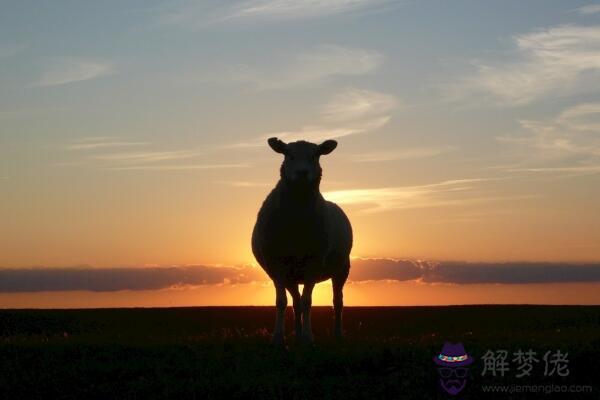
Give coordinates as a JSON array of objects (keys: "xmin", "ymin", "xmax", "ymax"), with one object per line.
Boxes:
[{"xmin": 1, "ymin": 305, "xmax": 599, "ymax": 399}]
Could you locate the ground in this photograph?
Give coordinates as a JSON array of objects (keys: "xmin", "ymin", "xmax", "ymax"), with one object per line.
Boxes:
[{"xmin": 1, "ymin": 306, "xmax": 599, "ymax": 399}]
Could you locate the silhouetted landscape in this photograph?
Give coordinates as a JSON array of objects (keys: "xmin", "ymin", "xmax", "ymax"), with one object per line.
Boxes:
[{"xmin": 1, "ymin": 305, "xmax": 598, "ymax": 399}]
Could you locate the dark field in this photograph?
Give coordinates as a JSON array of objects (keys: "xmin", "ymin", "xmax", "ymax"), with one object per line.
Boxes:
[{"xmin": 1, "ymin": 306, "xmax": 599, "ymax": 399}]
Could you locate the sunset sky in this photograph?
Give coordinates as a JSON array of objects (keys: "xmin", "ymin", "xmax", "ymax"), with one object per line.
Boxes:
[{"xmin": 1, "ymin": 1, "xmax": 600, "ymax": 307}]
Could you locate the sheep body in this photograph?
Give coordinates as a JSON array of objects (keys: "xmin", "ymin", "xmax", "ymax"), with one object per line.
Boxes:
[
  {"xmin": 251, "ymin": 138, "xmax": 352, "ymax": 343},
  {"xmin": 252, "ymin": 182, "xmax": 352, "ymax": 284}
]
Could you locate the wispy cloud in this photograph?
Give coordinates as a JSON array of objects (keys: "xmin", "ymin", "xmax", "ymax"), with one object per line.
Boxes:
[
  {"xmin": 270, "ymin": 45, "xmax": 383, "ymax": 89},
  {"xmin": 158, "ymin": 0, "xmax": 398, "ymax": 27},
  {"xmin": 90, "ymin": 150, "xmax": 204, "ymax": 164},
  {"xmin": 220, "ymin": 0, "xmax": 395, "ymax": 21},
  {"xmin": 104, "ymin": 164, "xmax": 249, "ymax": 171},
  {"xmin": 68, "ymin": 140, "xmax": 148, "ymax": 151},
  {"xmin": 206, "ymin": 45, "xmax": 383, "ymax": 90},
  {"xmin": 230, "ymin": 88, "xmax": 396, "ymax": 147},
  {"xmin": 218, "ymin": 181, "xmax": 272, "ymax": 187},
  {"xmin": 67, "ymin": 137, "xmax": 148, "ymax": 150},
  {"xmin": 573, "ymin": 4, "xmax": 600, "ymax": 15},
  {"xmin": 229, "ymin": 117, "xmax": 389, "ymax": 148},
  {"xmin": 64, "ymin": 137, "xmax": 244, "ymax": 171},
  {"xmin": 32, "ymin": 58, "xmax": 114, "ymax": 87},
  {"xmin": 267, "ymin": 116, "xmax": 390, "ymax": 143},
  {"xmin": 67, "ymin": 138, "xmax": 205, "ymax": 165},
  {"xmin": 66, "ymin": 136, "xmax": 203, "ymax": 165},
  {"xmin": 509, "ymin": 165, "xmax": 600, "ymax": 174},
  {"xmin": 459, "ymin": 25, "xmax": 600, "ymax": 105},
  {"xmin": 321, "ymin": 88, "xmax": 398, "ymax": 121},
  {"xmin": 323, "ymin": 178, "xmax": 511, "ymax": 213},
  {"xmin": 498, "ymin": 103, "xmax": 600, "ymax": 175},
  {"xmin": 350, "ymin": 146, "xmax": 457, "ymax": 162}
]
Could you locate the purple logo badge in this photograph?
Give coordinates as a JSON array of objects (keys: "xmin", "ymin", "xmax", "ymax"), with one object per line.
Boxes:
[{"xmin": 433, "ymin": 342, "xmax": 474, "ymax": 395}]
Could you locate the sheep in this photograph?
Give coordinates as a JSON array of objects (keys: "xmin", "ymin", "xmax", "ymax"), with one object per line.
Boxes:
[{"xmin": 251, "ymin": 137, "xmax": 353, "ymax": 344}]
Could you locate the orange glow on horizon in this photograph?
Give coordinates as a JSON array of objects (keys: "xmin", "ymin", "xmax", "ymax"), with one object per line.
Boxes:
[{"xmin": 1, "ymin": 281, "xmax": 600, "ymax": 309}]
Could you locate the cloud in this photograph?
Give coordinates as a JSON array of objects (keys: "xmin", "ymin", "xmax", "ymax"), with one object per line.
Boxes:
[
  {"xmin": 67, "ymin": 137, "xmax": 149, "ymax": 150},
  {"xmin": 351, "ymin": 258, "xmax": 600, "ymax": 284},
  {"xmin": 268, "ymin": 45, "xmax": 383, "ymax": 89},
  {"xmin": 462, "ymin": 25, "xmax": 600, "ymax": 105},
  {"xmin": 207, "ymin": 45, "xmax": 383, "ymax": 90},
  {"xmin": 230, "ymin": 119, "xmax": 389, "ymax": 148},
  {"xmin": 498, "ymin": 103, "xmax": 600, "ymax": 175},
  {"xmin": 350, "ymin": 146, "xmax": 457, "ymax": 162},
  {"xmin": 104, "ymin": 164, "xmax": 249, "ymax": 171},
  {"xmin": 90, "ymin": 150, "xmax": 204, "ymax": 164},
  {"xmin": 323, "ymin": 178, "xmax": 509, "ymax": 213},
  {"xmin": 272, "ymin": 116, "xmax": 390, "ymax": 142},
  {"xmin": 64, "ymin": 137, "xmax": 245, "ymax": 171},
  {"xmin": 158, "ymin": 0, "xmax": 398, "ymax": 27},
  {"xmin": 321, "ymin": 88, "xmax": 398, "ymax": 121},
  {"xmin": 230, "ymin": 88, "xmax": 395, "ymax": 147},
  {"xmin": 32, "ymin": 58, "xmax": 114, "ymax": 87},
  {"xmin": 2, "ymin": 259, "xmax": 599, "ymax": 292},
  {"xmin": 218, "ymin": 181, "xmax": 272, "ymax": 187},
  {"xmin": 0, "ymin": 265, "xmax": 267, "ymax": 293},
  {"xmin": 509, "ymin": 165, "xmax": 600, "ymax": 173},
  {"xmin": 229, "ymin": 127, "xmax": 357, "ymax": 148},
  {"xmin": 67, "ymin": 137, "xmax": 203, "ymax": 163},
  {"xmin": 573, "ymin": 4, "xmax": 600, "ymax": 15},
  {"xmin": 349, "ymin": 258, "xmax": 422, "ymax": 281},
  {"xmin": 420, "ymin": 261, "xmax": 600, "ymax": 284},
  {"xmin": 220, "ymin": 0, "xmax": 395, "ymax": 21}
]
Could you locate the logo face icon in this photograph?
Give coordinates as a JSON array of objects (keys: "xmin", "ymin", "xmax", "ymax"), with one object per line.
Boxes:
[{"xmin": 433, "ymin": 342, "xmax": 474, "ymax": 395}]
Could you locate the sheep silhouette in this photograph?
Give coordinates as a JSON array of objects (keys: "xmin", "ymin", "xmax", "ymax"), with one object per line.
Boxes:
[{"xmin": 252, "ymin": 137, "xmax": 353, "ymax": 344}]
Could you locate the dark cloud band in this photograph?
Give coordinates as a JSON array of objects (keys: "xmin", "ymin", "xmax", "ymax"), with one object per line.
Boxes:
[
  {"xmin": 0, "ymin": 265, "xmax": 266, "ymax": 293},
  {"xmin": 1, "ymin": 259, "xmax": 599, "ymax": 292},
  {"xmin": 419, "ymin": 261, "xmax": 600, "ymax": 284},
  {"xmin": 350, "ymin": 259, "xmax": 600, "ymax": 284}
]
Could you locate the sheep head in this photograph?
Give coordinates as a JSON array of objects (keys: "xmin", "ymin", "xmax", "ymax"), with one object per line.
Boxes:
[{"xmin": 268, "ymin": 137, "xmax": 337, "ymax": 189}]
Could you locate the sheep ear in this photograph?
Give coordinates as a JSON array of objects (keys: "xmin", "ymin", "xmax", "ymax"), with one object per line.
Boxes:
[
  {"xmin": 318, "ymin": 140, "xmax": 337, "ymax": 155},
  {"xmin": 268, "ymin": 137, "xmax": 287, "ymax": 154}
]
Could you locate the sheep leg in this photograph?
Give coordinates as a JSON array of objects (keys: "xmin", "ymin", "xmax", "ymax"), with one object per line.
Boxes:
[
  {"xmin": 301, "ymin": 282, "xmax": 315, "ymax": 343},
  {"xmin": 272, "ymin": 283, "xmax": 287, "ymax": 345},
  {"xmin": 332, "ymin": 275, "xmax": 346, "ymax": 340},
  {"xmin": 287, "ymin": 285, "xmax": 303, "ymax": 341}
]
